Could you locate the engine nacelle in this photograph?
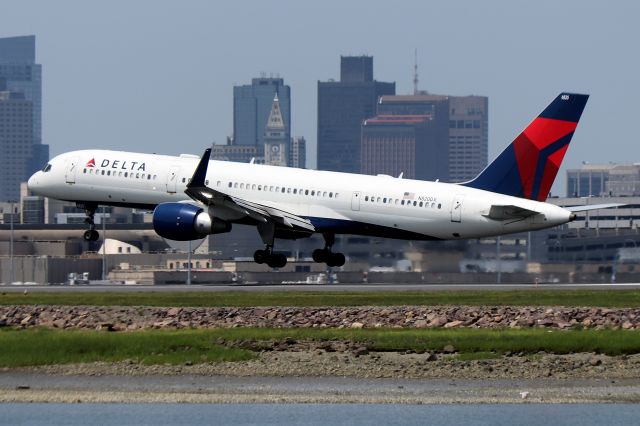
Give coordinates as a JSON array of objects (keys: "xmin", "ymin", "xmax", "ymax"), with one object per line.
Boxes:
[{"xmin": 152, "ymin": 202, "xmax": 231, "ymax": 241}]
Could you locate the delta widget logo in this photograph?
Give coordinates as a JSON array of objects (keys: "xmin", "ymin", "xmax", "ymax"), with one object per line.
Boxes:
[{"xmin": 86, "ymin": 158, "xmax": 96, "ymax": 168}]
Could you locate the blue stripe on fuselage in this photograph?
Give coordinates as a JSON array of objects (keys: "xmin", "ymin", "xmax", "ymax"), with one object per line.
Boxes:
[{"xmin": 305, "ymin": 216, "xmax": 442, "ymax": 241}]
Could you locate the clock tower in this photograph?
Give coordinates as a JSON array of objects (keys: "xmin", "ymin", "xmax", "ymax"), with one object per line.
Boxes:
[{"xmin": 264, "ymin": 93, "xmax": 288, "ymax": 167}]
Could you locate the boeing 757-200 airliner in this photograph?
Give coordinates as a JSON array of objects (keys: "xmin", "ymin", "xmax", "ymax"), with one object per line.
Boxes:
[{"xmin": 27, "ymin": 93, "xmax": 620, "ymax": 268}]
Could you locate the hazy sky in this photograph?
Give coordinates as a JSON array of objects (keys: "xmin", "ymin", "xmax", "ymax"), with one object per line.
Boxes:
[{"xmin": 4, "ymin": 0, "xmax": 639, "ymax": 195}]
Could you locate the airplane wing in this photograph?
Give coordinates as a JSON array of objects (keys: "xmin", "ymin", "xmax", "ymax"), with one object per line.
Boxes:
[
  {"xmin": 184, "ymin": 149, "xmax": 315, "ymax": 232},
  {"xmin": 564, "ymin": 203, "xmax": 626, "ymax": 212},
  {"xmin": 484, "ymin": 205, "xmax": 540, "ymax": 220}
]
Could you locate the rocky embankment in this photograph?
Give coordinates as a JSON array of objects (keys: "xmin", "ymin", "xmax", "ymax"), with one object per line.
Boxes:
[{"xmin": 1, "ymin": 305, "xmax": 639, "ymax": 330}]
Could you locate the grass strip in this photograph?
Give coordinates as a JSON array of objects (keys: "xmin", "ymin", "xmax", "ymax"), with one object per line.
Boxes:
[
  {"xmin": 0, "ymin": 328, "xmax": 255, "ymax": 367},
  {"xmin": 2, "ymin": 289, "xmax": 640, "ymax": 308},
  {"xmin": 2, "ymin": 327, "xmax": 640, "ymax": 367}
]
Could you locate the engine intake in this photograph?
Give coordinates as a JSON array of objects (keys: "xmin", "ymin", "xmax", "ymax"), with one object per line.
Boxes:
[{"xmin": 152, "ymin": 202, "xmax": 231, "ymax": 241}]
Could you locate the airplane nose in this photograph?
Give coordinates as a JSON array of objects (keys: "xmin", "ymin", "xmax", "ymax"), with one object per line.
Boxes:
[{"xmin": 27, "ymin": 172, "xmax": 39, "ymax": 192}]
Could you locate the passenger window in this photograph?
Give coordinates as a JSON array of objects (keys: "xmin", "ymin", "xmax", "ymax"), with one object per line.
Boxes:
[
  {"xmin": 252, "ymin": 184, "xmax": 256, "ymax": 190},
  {"xmin": 217, "ymin": 181, "xmax": 221, "ymax": 187},
  {"xmin": 141, "ymin": 173, "xmax": 145, "ymax": 179},
  {"xmin": 383, "ymin": 198, "xmax": 387, "ymax": 203},
  {"xmin": 329, "ymin": 192, "xmax": 333, "ymax": 198},
  {"xmin": 438, "ymin": 203, "xmax": 442, "ymax": 209},
  {"xmin": 431, "ymin": 203, "xmax": 435, "ymax": 208},
  {"xmin": 182, "ymin": 178, "xmax": 186, "ymax": 183},
  {"xmin": 282, "ymin": 188, "xmax": 286, "ymax": 193},
  {"xmin": 287, "ymin": 188, "xmax": 291, "ymax": 193},
  {"xmin": 240, "ymin": 183, "xmax": 244, "ymax": 189},
  {"xmin": 376, "ymin": 197, "xmax": 381, "ymax": 203},
  {"xmin": 147, "ymin": 174, "xmax": 151, "ymax": 180},
  {"xmin": 125, "ymin": 172, "xmax": 128, "ymax": 177},
  {"xmin": 305, "ymin": 190, "xmax": 309, "ymax": 195},
  {"xmin": 401, "ymin": 200, "xmax": 405, "ymax": 205},
  {"xmin": 83, "ymin": 168, "xmax": 87, "ymax": 174},
  {"xmin": 228, "ymin": 182, "xmax": 232, "ymax": 188},
  {"xmin": 365, "ymin": 196, "xmax": 369, "ymax": 201},
  {"xmin": 136, "ymin": 173, "xmax": 140, "ymax": 179},
  {"xmin": 323, "ymin": 192, "xmax": 327, "ymax": 197},
  {"xmin": 419, "ymin": 202, "xmax": 423, "ymax": 207},
  {"xmin": 205, "ymin": 179, "xmax": 209, "ymax": 185},
  {"xmin": 293, "ymin": 189, "xmax": 297, "ymax": 194},
  {"xmin": 234, "ymin": 183, "xmax": 238, "ymax": 188},
  {"xmin": 413, "ymin": 201, "xmax": 417, "ymax": 206},
  {"xmin": 335, "ymin": 193, "xmax": 339, "ymax": 198},
  {"xmin": 101, "ymin": 170, "xmax": 105, "ymax": 175},
  {"xmin": 258, "ymin": 185, "xmax": 262, "ymax": 190}
]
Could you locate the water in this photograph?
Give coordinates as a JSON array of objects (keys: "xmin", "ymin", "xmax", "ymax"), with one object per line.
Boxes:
[{"xmin": 2, "ymin": 404, "xmax": 640, "ymax": 426}]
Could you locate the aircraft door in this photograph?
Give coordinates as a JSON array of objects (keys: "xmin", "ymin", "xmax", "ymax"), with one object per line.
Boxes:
[
  {"xmin": 65, "ymin": 157, "xmax": 80, "ymax": 183},
  {"xmin": 450, "ymin": 194, "xmax": 465, "ymax": 223},
  {"xmin": 351, "ymin": 191, "xmax": 361, "ymax": 211},
  {"xmin": 166, "ymin": 166, "xmax": 180, "ymax": 193}
]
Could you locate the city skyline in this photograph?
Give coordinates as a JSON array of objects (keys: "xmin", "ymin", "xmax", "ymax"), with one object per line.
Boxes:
[{"xmin": 3, "ymin": 0, "xmax": 639, "ymax": 196}]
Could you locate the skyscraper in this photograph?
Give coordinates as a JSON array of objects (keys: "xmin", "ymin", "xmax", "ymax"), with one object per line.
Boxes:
[
  {"xmin": 361, "ymin": 95, "xmax": 450, "ymax": 181},
  {"xmin": 0, "ymin": 36, "xmax": 46, "ymax": 170},
  {"xmin": 0, "ymin": 87, "xmax": 34, "ymax": 201},
  {"xmin": 233, "ymin": 76, "xmax": 291, "ymax": 149},
  {"xmin": 317, "ymin": 56, "xmax": 395, "ymax": 173},
  {"xmin": 448, "ymin": 96, "xmax": 488, "ymax": 182},
  {"xmin": 360, "ymin": 92, "xmax": 488, "ymax": 183}
]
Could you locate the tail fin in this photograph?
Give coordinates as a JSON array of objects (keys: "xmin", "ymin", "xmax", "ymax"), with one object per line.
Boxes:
[{"xmin": 462, "ymin": 92, "xmax": 589, "ymax": 201}]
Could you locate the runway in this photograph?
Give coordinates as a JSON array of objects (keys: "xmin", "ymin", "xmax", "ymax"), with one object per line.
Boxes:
[{"xmin": 2, "ymin": 282, "xmax": 640, "ymax": 292}]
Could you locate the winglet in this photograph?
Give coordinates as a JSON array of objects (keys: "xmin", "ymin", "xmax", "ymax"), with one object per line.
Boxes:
[{"xmin": 187, "ymin": 148, "xmax": 211, "ymax": 189}]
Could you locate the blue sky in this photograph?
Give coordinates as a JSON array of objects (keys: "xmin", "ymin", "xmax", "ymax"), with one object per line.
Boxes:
[{"xmin": 3, "ymin": 0, "xmax": 639, "ymax": 195}]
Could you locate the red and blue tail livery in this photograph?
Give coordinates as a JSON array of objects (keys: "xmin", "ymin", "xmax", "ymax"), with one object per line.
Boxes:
[{"xmin": 462, "ymin": 92, "xmax": 589, "ymax": 201}]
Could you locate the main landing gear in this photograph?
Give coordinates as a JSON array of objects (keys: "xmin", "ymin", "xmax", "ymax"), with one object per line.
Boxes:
[
  {"xmin": 81, "ymin": 204, "xmax": 100, "ymax": 242},
  {"xmin": 253, "ymin": 221, "xmax": 288, "ymax": 268},
  {"xmin": 312, "ymin": 233, "xmax": 345, "ymax": 267}
]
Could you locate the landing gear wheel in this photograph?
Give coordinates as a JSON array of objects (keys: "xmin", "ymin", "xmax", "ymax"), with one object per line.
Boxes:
[
  {"xmin": 327, "ymin": 252, "xmax": 345, "ymax": 268},
  {"xmin": 312, "ymin": 248, "xmax": 328, "ymax": 263},
  {"xmin": 83, "ymin": 229, "xmax": 99, "ymax": 242},
  {"xmin": 267, "ymin": 253, "xmax": 287, "ymax": 268},
  {"xmin": 254, "ymin": 249, "xmax": 268, "ymax": 264}
]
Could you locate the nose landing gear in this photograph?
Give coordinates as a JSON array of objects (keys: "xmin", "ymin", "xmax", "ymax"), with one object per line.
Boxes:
[
  {"xmin": 80, "ymin": 204, "xmax": 100, "ymax": 242},
  {"xmin": 312, "ymin": 233, "xmax": 345, "ymax": 267}
]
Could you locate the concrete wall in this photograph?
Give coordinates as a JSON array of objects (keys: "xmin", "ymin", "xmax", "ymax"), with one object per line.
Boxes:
[{"xmin": 0, "ymin": 256, "xmax": 102, "ymax": 284}]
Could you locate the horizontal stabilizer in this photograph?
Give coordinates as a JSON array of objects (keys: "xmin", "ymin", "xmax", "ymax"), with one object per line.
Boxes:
[
  {"xmin": 564, "ymin": 203, "xmax": 626, "ymax": 212},
  {"xmin": 484, "ymin": 205, "xmax": 540, "ymax": 220}
]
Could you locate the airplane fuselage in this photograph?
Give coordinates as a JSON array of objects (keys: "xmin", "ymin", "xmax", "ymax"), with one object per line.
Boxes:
[{"xmin": 28, "ymin": 149, "xmax": 572, "ymax": 241}]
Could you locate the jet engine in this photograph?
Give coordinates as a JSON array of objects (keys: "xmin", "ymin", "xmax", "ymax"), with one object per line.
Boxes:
[{"xmin": 152, "ymin": 202, "xmax": 231, "ymax": 241}]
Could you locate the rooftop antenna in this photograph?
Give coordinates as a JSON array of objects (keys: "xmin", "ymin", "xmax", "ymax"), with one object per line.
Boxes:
[{"xmin": 413, "ymin": 48, "xmax": 419, "ymax": 95}]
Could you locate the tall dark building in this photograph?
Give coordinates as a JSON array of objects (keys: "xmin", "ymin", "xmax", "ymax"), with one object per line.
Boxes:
[
  {"xmin": 317, "ymin": 56, "xmax": 395, "ymax": 173},
  {"xmin": 233, "ymin": 76, "xmax": 291, "ymax": 149},
  {"xmin": 0, "ymin": 35, "xmax": 48, "ymax": 190},
  {"xmin": 360, "ymin": 93, "xmax": 488, "ymax": 183},
  {"xmin": 0, "ymin": 89, "xmax": 34, "ymax": 201},
  {"xmin": 361, "ymin": 95, "xmax": 450, "ymax": 181}
]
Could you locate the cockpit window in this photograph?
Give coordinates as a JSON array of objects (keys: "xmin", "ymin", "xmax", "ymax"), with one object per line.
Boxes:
[{"xmin": 42, "ymin": 163, "xmax": 52, "ymax": 173}]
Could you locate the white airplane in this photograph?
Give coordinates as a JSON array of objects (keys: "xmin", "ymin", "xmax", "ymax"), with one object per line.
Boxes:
[{"xmin": 27, "ymin": 92, "xmax": 619, "ymax": 268}]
